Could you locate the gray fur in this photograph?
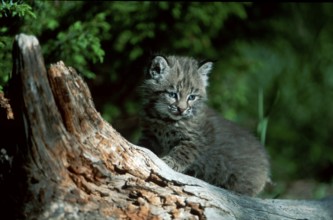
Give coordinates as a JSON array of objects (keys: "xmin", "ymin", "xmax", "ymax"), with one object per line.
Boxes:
[{"xmin": 139, "ymin": 55, "xmax": 270, "ymax": 196}]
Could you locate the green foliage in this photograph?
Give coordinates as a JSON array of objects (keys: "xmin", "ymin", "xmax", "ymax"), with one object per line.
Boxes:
[
  {"xmin": 1, "ymin": 2, "xmax": 333, "ymax": 194},
  {"xmin": 0, "ymin": 1, "xmax": 109, "ymax": 82},
  {"xmin": 0, "ymin": 0, "xmax": 36, "ymax": 18},
  {"xmin": 46, "ymin": 13, "xmax": 109, "ymax": 78}
]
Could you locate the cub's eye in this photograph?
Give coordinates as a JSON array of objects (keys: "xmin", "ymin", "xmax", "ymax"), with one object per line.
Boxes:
[
  {"xmin": 187, "ymin": 94, "xmax": 196, "ymax": 101},
  {"xmin": 167, "ymin": 92, "xmax": 177, "ymax": 99}
]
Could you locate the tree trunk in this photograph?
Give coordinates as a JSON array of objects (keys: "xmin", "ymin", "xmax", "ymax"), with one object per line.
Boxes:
[{"xmin": 0, "ymin": 33, "xmax": 332, "ymax": 220}]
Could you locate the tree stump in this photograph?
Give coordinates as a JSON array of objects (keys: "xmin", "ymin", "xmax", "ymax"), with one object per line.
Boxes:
[{"xmin": 0, "ymin": 33, "xmax": 332, "ymax": 219}]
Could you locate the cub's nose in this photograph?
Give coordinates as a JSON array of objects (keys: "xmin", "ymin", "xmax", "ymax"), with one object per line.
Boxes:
[{"xmin": 177, "ymin": 107, "xmax": 186, "ymax": 114}]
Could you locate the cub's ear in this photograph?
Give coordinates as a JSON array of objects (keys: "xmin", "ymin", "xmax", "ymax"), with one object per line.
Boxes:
[
  {"xmin": 149, "ymin": 56, "xmax": 170, "ymax": 80},
  {"xmin": 198, "ymin": 61, "xmax": 213, "ymax": 87}
]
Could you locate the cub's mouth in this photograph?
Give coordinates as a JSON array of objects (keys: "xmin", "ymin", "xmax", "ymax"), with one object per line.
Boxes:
[{"xmin": 168, "ymin": 108, "xmax": 192, "ymax": 121}]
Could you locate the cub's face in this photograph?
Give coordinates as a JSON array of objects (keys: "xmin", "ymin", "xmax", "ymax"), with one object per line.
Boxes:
[{"xmin": 142, "ymin": 55, "xmax": 213, "ymax": 120}]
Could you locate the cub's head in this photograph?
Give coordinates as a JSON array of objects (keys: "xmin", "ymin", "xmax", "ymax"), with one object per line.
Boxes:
[{"xmin": 141, "ymin": 55, "xmax": 213, "ymax": 121}]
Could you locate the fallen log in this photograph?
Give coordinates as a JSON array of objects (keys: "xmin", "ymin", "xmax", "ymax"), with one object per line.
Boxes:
[{"xmin": 0, "ymin": 33, "xmax": 332, "ymax": 219}]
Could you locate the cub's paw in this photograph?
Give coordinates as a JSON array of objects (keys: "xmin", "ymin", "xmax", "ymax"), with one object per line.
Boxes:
[{"xmin": 162, "ymin": 156, "xmax": 183, "ymax": 172}]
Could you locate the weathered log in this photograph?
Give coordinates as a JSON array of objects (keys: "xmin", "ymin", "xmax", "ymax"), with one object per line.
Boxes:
[{"xmin": 0, "ymin": 33, "xmax": 332, "ymax": 220}]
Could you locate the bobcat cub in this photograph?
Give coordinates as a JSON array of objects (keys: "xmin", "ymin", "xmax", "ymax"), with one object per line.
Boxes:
[{"xmin": 138, "ymin": 55, "xmax": 270, "ymax": 196}]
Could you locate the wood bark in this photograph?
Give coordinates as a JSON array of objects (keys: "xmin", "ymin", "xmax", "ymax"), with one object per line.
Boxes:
[{"xmin": 0, "ymin": 33, "xmax": 332, "ymax": 220}]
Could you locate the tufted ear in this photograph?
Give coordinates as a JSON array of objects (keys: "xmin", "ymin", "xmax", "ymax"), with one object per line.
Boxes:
[
  {"xmin": 149, "ymin": 56, "xmax": 170, "ymax": 80},
  {"xmin": 198, "ymin": 61, "xmax": 213, "ymax": 87}
]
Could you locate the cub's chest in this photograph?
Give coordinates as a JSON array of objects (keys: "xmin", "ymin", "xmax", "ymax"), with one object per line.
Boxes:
[
  {"xmin": 153, "ymin": 127, "xmax": 179, "ymax": 145},
  {"xmin": 148, "ymin": 124, "xmax": 186, "ymax": 154}
]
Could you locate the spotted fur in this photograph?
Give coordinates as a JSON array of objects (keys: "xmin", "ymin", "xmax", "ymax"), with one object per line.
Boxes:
[{"xmin": 138, "ymin": 55, "xmax": 270, "ymax": 196}]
